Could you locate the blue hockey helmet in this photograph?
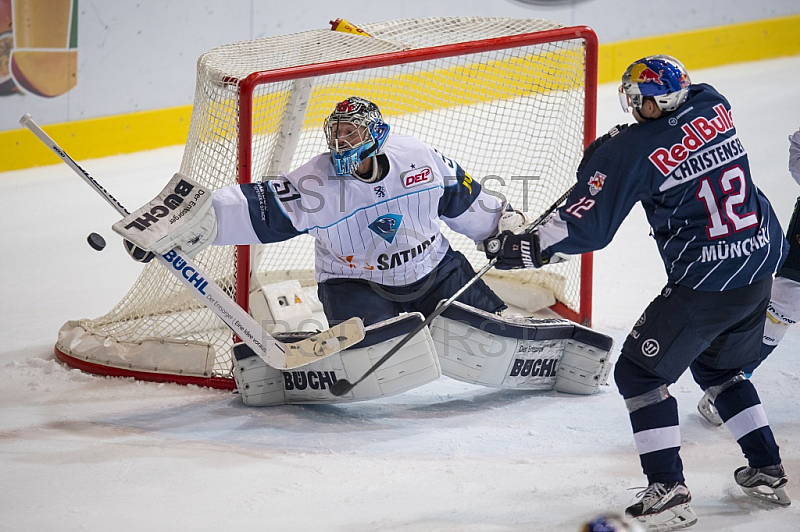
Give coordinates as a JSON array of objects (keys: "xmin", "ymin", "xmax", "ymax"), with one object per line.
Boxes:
[
  {"xmin": 580, "ymin": 513, "xmax": 644, "ymax": 532},
  {"xmin": 324, "ymin": 96, "xmax": 390, "ymax": 178},
  {"xmin": 619, "ymin": 55, "xmax": 691, "ymax": 113}
]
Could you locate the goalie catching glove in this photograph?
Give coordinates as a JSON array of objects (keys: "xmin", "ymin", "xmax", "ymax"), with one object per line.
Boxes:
[{"xmin": 112, "ymin": 173, "xmax": 218, "ymax": 260}]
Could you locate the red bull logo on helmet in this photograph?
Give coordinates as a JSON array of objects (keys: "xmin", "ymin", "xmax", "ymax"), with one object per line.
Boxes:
[{"xmin": 630, "ymin": 63, "xmax": 663, "ymax": 85}]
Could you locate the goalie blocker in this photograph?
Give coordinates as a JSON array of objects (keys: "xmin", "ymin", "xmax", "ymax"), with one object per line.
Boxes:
[{"xmin": 112, "ymin": 172, "xmax": 218, "ymax": 258}]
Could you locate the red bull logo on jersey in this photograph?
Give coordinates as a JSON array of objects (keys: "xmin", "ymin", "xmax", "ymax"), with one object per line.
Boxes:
[
  {"xmin": 649, "ymin": 103, "xmax": 734, "ymax": 178},
  {"xmin": 588, "ymin": 171, "xmax": 606, "ymax": 196}
]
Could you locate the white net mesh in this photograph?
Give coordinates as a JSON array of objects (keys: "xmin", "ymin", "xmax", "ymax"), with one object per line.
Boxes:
[{"xmin": 57, "ymin": 17, "xmax": 595, "ymax": 386}]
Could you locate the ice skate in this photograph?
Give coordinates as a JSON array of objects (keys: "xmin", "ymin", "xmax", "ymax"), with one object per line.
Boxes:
[
  {"xmin": 735, "ymin": 464, "xmax": 791, "ymax": 506},
  {"xmin": 697, "ymin": 391, "xmax": 723, "ymax": 426},
  {"xmin": 625, "ymin": 482, "xmax": 697, "ymax": 531}
]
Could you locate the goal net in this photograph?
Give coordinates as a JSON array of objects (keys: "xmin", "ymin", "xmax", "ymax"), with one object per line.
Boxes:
[{"xmin": 55, "ymin": 17, "xmax": 597, "ymax": 389}]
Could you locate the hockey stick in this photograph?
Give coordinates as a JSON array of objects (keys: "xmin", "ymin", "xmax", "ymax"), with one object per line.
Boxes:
[
  {"xmin": 329, "ymin": 184, "xmax": 576, "ymax": 396},
  {"xmin": 20, "ymin": 113, "xmax": 365, "ymax": 370}
]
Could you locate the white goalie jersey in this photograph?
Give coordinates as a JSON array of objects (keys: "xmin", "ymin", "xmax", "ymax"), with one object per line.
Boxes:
[{"xmin": 212, "ymin": 134, "xmax": 502, "ymax": 286}]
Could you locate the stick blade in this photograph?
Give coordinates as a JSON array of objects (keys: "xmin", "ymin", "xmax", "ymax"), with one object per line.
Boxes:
[{"xmin": 329, "ymin": 379, "xmax": 354, "ymax": 396}]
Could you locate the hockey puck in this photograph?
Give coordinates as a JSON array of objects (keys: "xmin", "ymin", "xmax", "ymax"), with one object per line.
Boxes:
[{"xmin": 87, "ymin": 232, "xmax": 106, "ymax": 251}]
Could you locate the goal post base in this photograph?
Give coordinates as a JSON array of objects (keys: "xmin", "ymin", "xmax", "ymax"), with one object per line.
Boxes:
[{"xmin": 53, "ymin": 347, "xmax": 237, "ymax": 390}]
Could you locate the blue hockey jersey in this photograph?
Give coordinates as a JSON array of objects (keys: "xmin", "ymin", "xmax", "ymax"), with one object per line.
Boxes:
[{"xmin": 537, "ymin": 83, "xmax": 787, "ymax": 291}]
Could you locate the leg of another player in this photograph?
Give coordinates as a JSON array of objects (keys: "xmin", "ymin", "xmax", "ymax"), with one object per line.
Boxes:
[
  {"xmin": 698, "ymin": 275, "xmax": 800, "ymax": 425},
  {"xmin": 745, "ymin": 195, "xmax": 800, "ymax": 374},
  {"xmin": 692, "ymin": 359, "xmax": 790, "ymax": 506}
]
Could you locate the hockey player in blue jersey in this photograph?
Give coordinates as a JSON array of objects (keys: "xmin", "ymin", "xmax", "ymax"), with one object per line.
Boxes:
[{"xmin": 484, "ymin": 55, "xmax": 791, "ymax": 530}]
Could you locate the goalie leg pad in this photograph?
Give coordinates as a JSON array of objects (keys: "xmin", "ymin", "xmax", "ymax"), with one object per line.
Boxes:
[
  {"xmin": 233, "ymin": 313, "xmax": 441, "ymax": 406},
  {"xmin": 429, "ymin": 301, "xmax": 613, "ymax": 394}
]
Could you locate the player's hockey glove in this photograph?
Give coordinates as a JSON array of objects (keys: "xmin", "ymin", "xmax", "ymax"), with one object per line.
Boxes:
[
  {"xmin": 483, "ymin": 230, "xmax": 544, "ymax": 270},
  {"xmin": 576, "ymin": 123, "xmax": 631, "ymax": 176},
  {"xmin": 124, "ymin": 239, "xmax": 155, "ymax": 263}
]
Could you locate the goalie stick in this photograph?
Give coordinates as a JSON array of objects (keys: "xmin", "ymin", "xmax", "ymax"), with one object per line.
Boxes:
[
  {"xmin": 330, "ymin": 184, "xmax": 576, "ymax": 396},
  {"xmin": 20, "ymin": 113, "xmax": 365, "ymax": 371}
]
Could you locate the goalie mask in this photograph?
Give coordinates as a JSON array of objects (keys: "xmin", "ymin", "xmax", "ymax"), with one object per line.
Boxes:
[
  {"xmin": 619, "ymin": 55, "xmax": 691, "ymax": 114},
  {"xmin": 324, "ymin": 97, "xmax": 390, "ymax": 181}
]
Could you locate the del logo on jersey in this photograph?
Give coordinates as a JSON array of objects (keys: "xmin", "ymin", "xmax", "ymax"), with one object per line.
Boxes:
[{"xmin": 401, "ymin": 166, "xmax": 433, "ymax": 188}]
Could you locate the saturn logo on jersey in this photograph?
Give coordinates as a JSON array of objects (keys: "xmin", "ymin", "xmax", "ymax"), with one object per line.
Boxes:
[
  {"xmin": 368, "ymin": 214, "xmax": 403, "ymax": 243},
  {"xmin": 401, "ymin": 166, "xmax": 433, "ymax": 188}
]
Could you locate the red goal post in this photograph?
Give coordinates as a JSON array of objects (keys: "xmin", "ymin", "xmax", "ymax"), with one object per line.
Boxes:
[{"xmin": 54, "ymin": 17, "xmax": 597, "ymax": 389}]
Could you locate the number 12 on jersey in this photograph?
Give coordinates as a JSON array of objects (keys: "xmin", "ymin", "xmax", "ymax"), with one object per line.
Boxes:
[
  {"xmin": 565, "ymin": 196, "xmax": 596, "ymax": 219},
  {"xmin": 696, "ymin": 166, "xmax": 759, "ymax": 239}
]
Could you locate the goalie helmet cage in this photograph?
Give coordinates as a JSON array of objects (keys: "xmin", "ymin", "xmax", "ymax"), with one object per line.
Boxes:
[{"xmin": 54, "ymin": 17, "xmax": 597, "ymax": 390}]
